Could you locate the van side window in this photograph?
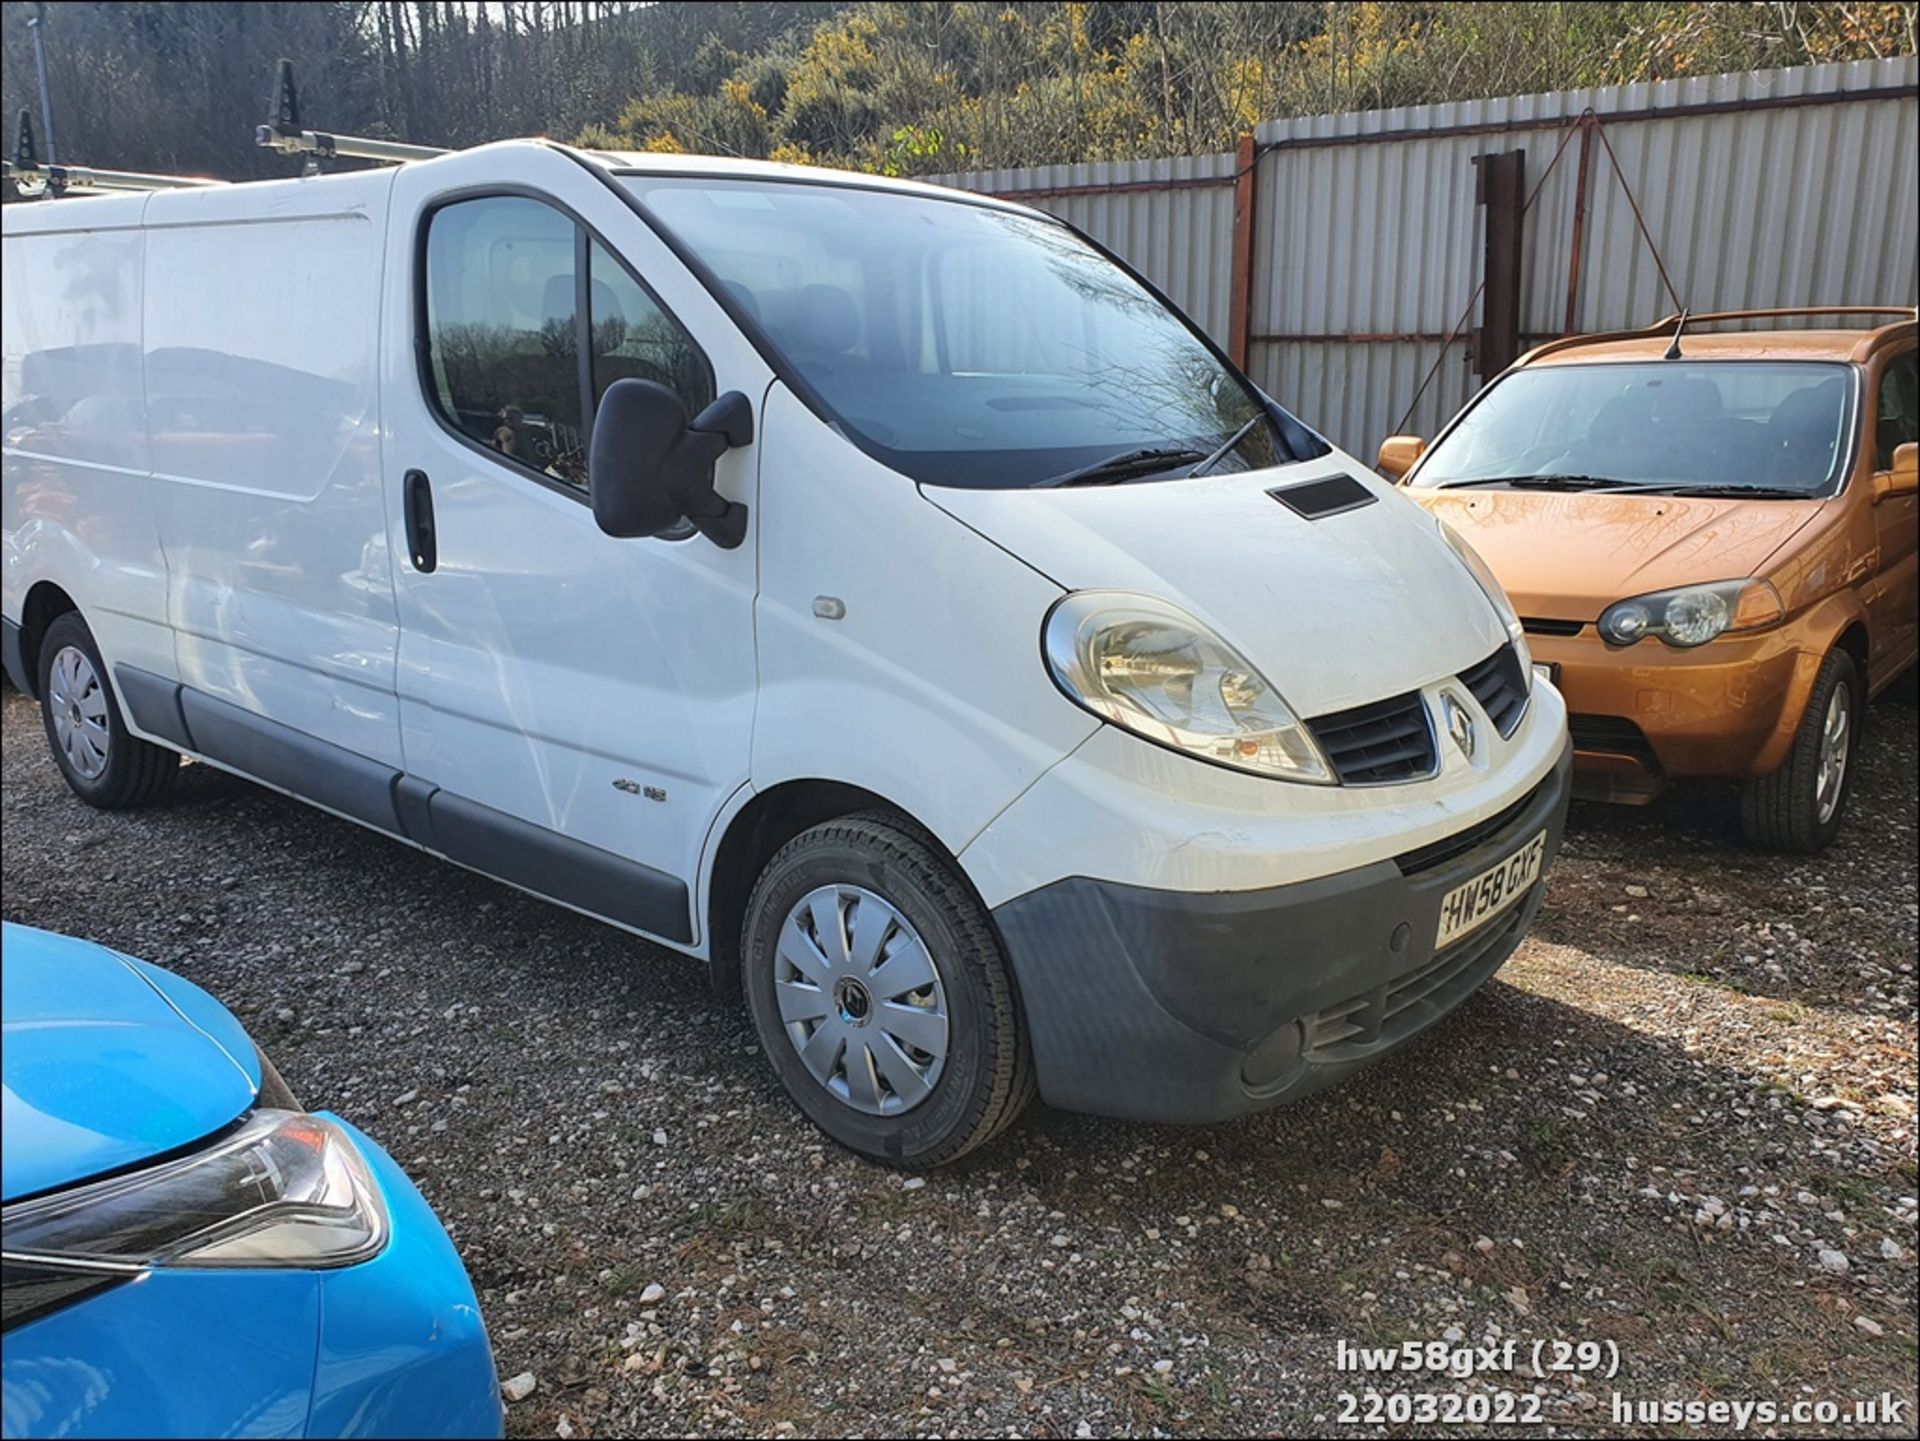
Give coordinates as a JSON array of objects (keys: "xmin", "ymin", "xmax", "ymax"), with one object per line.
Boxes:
[
  {"xmin": 1876, "ymin": 351, "xmax": 1917, "ymax": 470},
  {"xmin": 424, "ymin": 196, "xmax": 588, "ymax": 487},
  {"xmin": 589, "ymin": 240, "xmax": 713, "ymax": 416},
  {"xmin": 422, "ymin": 198, "xmax": 714, "ymax": 493}
]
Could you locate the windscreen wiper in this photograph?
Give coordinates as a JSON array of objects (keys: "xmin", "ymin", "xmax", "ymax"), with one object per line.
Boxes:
[
  {"xmin": 1440, "ymin": 474, "xmax": 1816, "ymax": 499},
  {"xmin": 1186, "ymin": 415, "xmax": 1267, "ymax": 479},
  {"xmin": 1038, "ymin": 446, "xmax": 1209, "ymax": 488},
  {"xmin": 1437, "ymin": 473, "xmax": 1640, "ymax": 491},
  {"xmin": 1607, "ymin": 483, "xmax": 1813, "ymax": 500}
]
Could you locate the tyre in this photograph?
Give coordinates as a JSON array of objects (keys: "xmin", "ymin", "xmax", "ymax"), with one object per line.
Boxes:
[
  {"xmin": 37, "ymin": 612, "xmax": 179, "ymax": 809},
  {"xmin": 1739, "ymin": 648, "xmax": 1858, "ymax": 853},
  {"xmin": 740, "ymin": 814, "xmax": 1034, "ymax": 1167}
]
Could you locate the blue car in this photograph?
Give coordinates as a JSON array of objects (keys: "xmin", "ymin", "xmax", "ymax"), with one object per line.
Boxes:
[{"xmin": 0, "ymin": 923, "xmax": 503, "ymax": 1438}]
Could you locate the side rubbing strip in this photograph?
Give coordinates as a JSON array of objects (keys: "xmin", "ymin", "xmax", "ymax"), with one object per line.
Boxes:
[
  {"xmin": 176, "ymin": 689, "xmax": 405, "ymax": 836},
  {"xmin": 425, "ymin": 789, "xmax": 693, "ymax": 943},
  {"xmin": 104, "ymin": 675, "xmax": 692, "ymax": 946},
  {"xmin": 114, "ymin": 668, "xmax": 193, "ymax": 750},
  {"xmin": 393, "ymin": 774, "xmax": 439, "ymax": 848}
]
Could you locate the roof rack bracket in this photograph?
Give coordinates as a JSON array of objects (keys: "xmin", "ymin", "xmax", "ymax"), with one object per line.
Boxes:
[
  {"xmin": 7, "ymin": 106, "xmax": 223, "ymax": 198},
  {"xmin": 255, "ymin": 58, "xmax": 448, "ymax": 169}
]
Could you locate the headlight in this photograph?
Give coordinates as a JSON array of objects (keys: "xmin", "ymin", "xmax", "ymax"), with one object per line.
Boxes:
[
  {"xmin": 1438, "ymin": 521, "xmax": 1532, "ymax": 687},
  {"xmin": 1598, "ymin": 579, "xmax": 1783, "ymax": 648},
  {"xmin": 1043, "ymin": 592, "xmax": 1334, "ymax": 783},
  {"xmin": 1, "ymin": 1110, "xmax": 388, "ymax": 1271}
]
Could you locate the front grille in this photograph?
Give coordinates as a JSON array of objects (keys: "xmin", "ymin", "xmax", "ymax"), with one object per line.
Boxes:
[
  {"xmin": 1393, "ymin": 776, "xmax": 1548, "ymax": 876},
  {"xmin": 1306, "ymin": 691, "xmax": 1436, "ymax": 785},
  {"xmin": 1302, "ymin": 899, "xmax": 1533, "ymax": 1060},
  {"xmin": 1521, "ymin": 617, "xmax": 1584, "ymax": 637},
  {"xmin": 1458, "ymin": 644, "xmax": 1530, "ymax": 737},
  {"xmin": 1569, "ymin": 713, "xmax": 1659, "ymax": 766}
]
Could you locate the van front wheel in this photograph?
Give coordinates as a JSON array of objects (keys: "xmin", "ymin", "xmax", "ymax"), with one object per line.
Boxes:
[
  {"xmin": 37, "ymin": 612, "xmax": 179, "ymax": 809},
  {"xmin": 741, "ymin": 815, "xmax": 1033, "ymax": 1167}
]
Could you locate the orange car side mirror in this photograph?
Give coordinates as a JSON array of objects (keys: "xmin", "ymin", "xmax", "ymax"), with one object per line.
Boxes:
[
  {"xmin": 1376, "ymin": 435, "xmax": 1427, "ymax": 482},
  {"xmin": 1875, "ymin": 441, "xmax": 1918, "ymax": 502}
]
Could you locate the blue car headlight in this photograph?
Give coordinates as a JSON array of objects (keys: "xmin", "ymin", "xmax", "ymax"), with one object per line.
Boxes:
[{"xmin": 1, "ymin": 1110, "xmax": 388, "ymax": 1274}]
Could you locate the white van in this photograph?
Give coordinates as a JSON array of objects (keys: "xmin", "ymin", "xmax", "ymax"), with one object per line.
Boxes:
[{"xmin": 3, "ymin": 142, "xmax": 1572, "ymax": 1165}]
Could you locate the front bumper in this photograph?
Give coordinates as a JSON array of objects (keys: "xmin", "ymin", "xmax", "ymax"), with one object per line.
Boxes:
[
  {"xmin": 991, "ymin": 741, "xmax": 1572, "ymax": 1123},
  {"xmin": 1532, "ymin": 627, "xmax": 1814, "ymax": 798}
]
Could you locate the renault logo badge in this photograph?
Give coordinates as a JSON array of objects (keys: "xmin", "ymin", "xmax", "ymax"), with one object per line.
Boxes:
[{"xmin": 1441, "ymin": 692, "xmax": 1477, "ymax": 760}]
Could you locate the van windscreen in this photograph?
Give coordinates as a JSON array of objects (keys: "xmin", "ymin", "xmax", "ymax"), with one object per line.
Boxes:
[{"xmin": 622, "ymin": 177, "xmax": 1287, "ymax": 489}]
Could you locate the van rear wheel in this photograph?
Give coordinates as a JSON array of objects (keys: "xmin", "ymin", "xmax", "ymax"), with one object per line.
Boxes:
[
  {"xmin": 37, "ymin": 613, "xmax": 179, "ymax": 810},
  {"xmin": 741, "ymin": 814, "xmax": 1033, "ymax": 1167},
  {"xmin": 1739, "ymin": 648, "xmax": 1857, "ymax": 854}
]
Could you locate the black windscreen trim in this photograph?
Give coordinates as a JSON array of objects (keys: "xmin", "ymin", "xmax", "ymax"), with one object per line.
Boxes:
[{"xmin": 1268, "ymin": 473, "xmax": 1378, "ymax": 519}]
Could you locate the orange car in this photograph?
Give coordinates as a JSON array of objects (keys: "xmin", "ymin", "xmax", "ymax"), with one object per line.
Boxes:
[{"xmin": 1383, "ymin": 307, "xmax": 1917, "ymax": 852}]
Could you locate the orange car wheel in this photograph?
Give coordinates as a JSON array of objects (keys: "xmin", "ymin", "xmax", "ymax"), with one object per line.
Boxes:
[{"xmin": 1738, "ymin": 648, "xmax": 1860, "ymax": 854}]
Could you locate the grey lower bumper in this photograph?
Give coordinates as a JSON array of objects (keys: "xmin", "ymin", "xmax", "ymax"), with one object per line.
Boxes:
[{"xmin": 992, "ymin": 741, "xmax": 1574, "ymax": 1124}]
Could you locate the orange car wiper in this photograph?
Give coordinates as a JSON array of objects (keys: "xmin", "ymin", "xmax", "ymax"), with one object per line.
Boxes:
[
  {"xmin": 1614, "ymin": 483, "xmax": 1812, "ymax": 500},
  {"xmin": 1436, "ymin": 473, "xmax": 1637, "ymax": 491}
]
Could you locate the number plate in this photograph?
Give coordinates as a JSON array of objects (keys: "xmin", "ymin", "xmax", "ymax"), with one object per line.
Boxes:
[{"xmin": 1435, "ymin": 830, "xmax": 1547, "ymax": 949}]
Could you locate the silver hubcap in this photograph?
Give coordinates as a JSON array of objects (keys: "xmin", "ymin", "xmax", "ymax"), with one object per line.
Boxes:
[
  {"xmin": 775, "ymin": 885, "xmax": 949, "ymax": 1116},
  {"xmin": 47, "ymin": 645, "xmax": 110, "ymax": 781},
  {"xmin": 1815, "ymin": 685, "xmax": 1850, "ymax": 824}
]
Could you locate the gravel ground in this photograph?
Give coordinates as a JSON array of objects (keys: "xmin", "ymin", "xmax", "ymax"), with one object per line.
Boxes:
[{"xmin": 3, "ymin": 683, "xmax": 1916, "ymax": 1438}]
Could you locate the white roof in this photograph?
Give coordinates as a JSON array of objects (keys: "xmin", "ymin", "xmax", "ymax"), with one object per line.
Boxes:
[{"xmin": 2, "ymin": 137, "xmax": 1039, "ymax": 235}]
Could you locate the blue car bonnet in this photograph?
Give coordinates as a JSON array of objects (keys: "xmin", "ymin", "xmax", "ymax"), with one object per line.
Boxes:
[{"xmin": 1, "ymin": 922, "xmax": 262, "ymax": 1202}]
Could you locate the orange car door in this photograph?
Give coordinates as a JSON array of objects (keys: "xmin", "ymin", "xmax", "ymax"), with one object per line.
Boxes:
[{"xmin": 1865, "ymin": 348, "xmax": 1919, "ymax": 685}]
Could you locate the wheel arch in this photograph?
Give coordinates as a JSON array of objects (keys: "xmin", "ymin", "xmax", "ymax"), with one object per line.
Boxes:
[
  {"xmin": 11, "ymin": 580, "xmax": 81, "ymax": 699},
  {"xmin": 701, "ymin": 777, "xmax": 1019, "ymax": 1004},
  {"xmin": 1746, "ymin": 597, "xmax": 1871, "ymax": 777},
  {"xmin": 1833, "ymin": 619, "xmax": 1870, "ymax": 688},
  {"xmin": 703, "ymin": 778, "xmax": 917, "ymax": 997}
]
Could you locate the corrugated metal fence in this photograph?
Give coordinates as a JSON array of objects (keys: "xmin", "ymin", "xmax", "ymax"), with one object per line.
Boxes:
[{"xmin": 934, "ymin": 56, "xmax": 1918, "ymax": 461}]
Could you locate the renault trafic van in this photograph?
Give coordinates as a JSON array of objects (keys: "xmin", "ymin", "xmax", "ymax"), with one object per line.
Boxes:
[{"xmin": 3, "ymin": 143, "xmax": 1572, "ymax": 1165}]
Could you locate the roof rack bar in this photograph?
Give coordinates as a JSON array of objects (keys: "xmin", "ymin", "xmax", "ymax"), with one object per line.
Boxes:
[
  {"xmin": 7, "ymin": 109, "xmax": 223, "ymax": 197},
  {"xmin": 13, "ymin": 163, "xmax": 224, "ymax": 195},
  {"xmin": 255, "ymin": 60, "xmax": 447, "ymax": 167},
  {"xmin": 1516, "ymin": 304, "xmax": 1916, "ymax": 366},
  {"xmin": 1648, "ymin": 306, "xmax": 1920, "ymax": 326}
]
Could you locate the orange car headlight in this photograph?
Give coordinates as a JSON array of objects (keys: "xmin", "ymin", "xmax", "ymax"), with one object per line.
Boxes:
[{"xmin": 1599, "ymin": 579, "xmax": 1783, "ymax": 648}]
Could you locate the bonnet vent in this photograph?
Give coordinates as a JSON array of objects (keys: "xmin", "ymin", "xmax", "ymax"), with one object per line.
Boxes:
[{"xmin": 1267, "ymin": 473, "xmax": 1377, "ymax": 520}]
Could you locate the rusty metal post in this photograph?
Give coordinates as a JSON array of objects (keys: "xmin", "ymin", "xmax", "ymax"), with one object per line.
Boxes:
[
  {"xmin": 1229, "ymin": 132, "xmax": 1257, "ymax": 370},
  {"xmin": 1562, "ymin": 116, "xmax": 1595, "ymax": 336},
  {"xmin": 1473, "ymin": 148, "xmax": 1526, "ymax": 379}
]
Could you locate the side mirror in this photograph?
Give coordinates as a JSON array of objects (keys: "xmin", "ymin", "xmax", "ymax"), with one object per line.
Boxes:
[
  {"xmin": 589, "ymin": 380, "xmax": 752, "ymax": 548},
  {"xmin": 1376, "ymin": 435, "xmax": 1427, "ymax": 482},
  {"xmin": 1876, "ymin": 440, "xmax": 1918, "ymax": 502}
]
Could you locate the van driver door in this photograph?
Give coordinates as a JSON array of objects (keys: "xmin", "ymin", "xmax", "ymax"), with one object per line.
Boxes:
[{"xmin": 379, "ymin": 147, "xmax": 768, "ymax": 949}]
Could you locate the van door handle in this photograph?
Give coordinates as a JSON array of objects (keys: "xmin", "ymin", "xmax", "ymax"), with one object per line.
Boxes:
[{"xmin": 403, "ymin": 469, "xmax": 437, "ymax": 573}]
